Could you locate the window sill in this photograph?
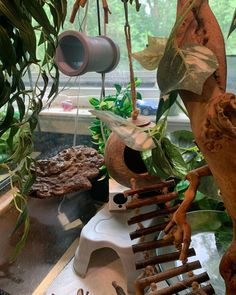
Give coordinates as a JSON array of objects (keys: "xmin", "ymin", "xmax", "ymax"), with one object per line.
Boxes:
[{"xmin": 39, "ymin": 107, "xmax": 190, "ymax": 135}]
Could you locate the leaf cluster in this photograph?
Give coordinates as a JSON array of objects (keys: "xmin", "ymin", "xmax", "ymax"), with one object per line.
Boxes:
[
  {"xmin": 0, "ymin": 0, "xmax": 67, "ymax": 260},
  {"xmin": 89, "ymin": 78, "xmax": 142, "ymax": 155}
]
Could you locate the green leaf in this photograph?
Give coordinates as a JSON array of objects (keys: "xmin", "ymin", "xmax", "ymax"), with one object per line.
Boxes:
[
  {"xmin": 198, "ymin": 175, "xmax": 220, "ymax": 201},
  {"xmin": 228, "ymin": 8, "xmax": 236, "ymax": 38},
  {"xmin": 48, "ymin": 68, "xmax": 59, "ymax": 99},
  {"xmin": 11, "ymin": 204, "xmax": 28, "ymax": 236},
  {"xmin": 133, "ymin": 36, "xmax": 167, "ymax": 70},
  {"xmin": 6, "ymin": 126, "xmax": 18, "ymax": 149},
  {"xmin": 136, "ymin": 92, "xmax": 142, "ymax": 101},
  {"xmin": 156, "ymin": 91, "xmax": 178, "ymax": 123},
  {"xmin": 161, "ymin": 137, "xmax": 187, "ymax": 178},
  {"xmin": 157, "ymin": 44, "xmax": 219, "ymax": 96},
  {"xmin": 22, "ymin": 172, "xmax": 36, "ymax": 195},
  {"xmin": 0, "ymin": 103, "xmax": 14, "ymax": 133},
  {"xmin": 151, "ymin": 140, "xmax": 174, "ymax": 179},
  {"xmin": 0, "ymin": 25, "xmax": 16, "ymax": 65},
  {"xmin": 0, "ymin": 0, "xmax": 28, "ymax": 32},
  {"xmin": 10, "ymin": 207, "xmax": 30, "ymax": 262},
  {"xmin": 16, "ymin": 97, "xmax": 26, "ymax": 121},
  {"xmin": 142, "ymin": 148, "xmax": 169, "ymax": 179},
  {"xmin": 89, "ymin": 97, "xmax": 100, "ymax": 107},
  {"xmin": 0, "ymin": 81, "xmax": 11, "ymax": 109},
  {"xmin": 23, "ymin": 0, "xmax": 56, "ymax": 36},
  {"xmin": 168, "ymin": 130, "xmax": 195, "ymax": 149},
  {"xmin": 40, "ymin": 71, "xmax": 49, "ymax": 99},
  {"xmin": 19, "ymin": 22, "xmax": 37, "ymax": 60},
  {"xmin": 114, "ymin": 83, "xmax": 122, "ymax": 94}
]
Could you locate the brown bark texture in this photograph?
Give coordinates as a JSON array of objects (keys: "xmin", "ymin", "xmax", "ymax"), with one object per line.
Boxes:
[{"xmin": 164, "ymin": 1, "xmax": 236, "ymax": 294}]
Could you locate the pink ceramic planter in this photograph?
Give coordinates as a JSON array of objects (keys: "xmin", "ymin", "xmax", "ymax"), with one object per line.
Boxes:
[{"xmin": 55, "ymin": 31, "xmax": 120, "ymax": 76}]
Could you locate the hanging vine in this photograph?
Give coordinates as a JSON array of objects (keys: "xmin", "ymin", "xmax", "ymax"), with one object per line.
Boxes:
[{"xmin": 0, "ymin": 0, "xmax": 67, "ymax": 260}]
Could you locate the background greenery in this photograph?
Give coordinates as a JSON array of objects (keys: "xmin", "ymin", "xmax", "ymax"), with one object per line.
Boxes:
[{"xmin": 61, "ymin": 0, "xmax": 236, "ymax": 70}]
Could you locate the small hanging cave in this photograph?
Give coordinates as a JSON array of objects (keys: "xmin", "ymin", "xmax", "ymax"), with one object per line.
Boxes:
[{"xmin": 123, "ymin": 146, "xmax": 148, "ymax": 174}]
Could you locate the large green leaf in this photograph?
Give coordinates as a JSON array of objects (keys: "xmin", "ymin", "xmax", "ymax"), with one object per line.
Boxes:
[
  {"xmin": 161, "ymin": 137, "xmax": 187, "ymax": 178},
  {"xmin": 133, "ymin": 36, "xmax": 167, "ymax": 70},
  {"xmin": 157, "ymin": 44, "xmax": 219, "ymax": 96},
  {"xmin": 141, "ymin": 149, "xmax": 169, "ymax": 179}
]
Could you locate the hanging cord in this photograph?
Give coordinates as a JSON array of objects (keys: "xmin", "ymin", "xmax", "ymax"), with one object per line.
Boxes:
[
  {"xmin": 73, "ymin": 76, "xmax": 81, "ymax": 146},
  {"xmin": 96, "ymin": 0, "xmax": 107, "ymax": 145},
  {"xmin": 70, "ymin": 0, "xmax": 88, "ymax": 23},
  {"xmin": 77, "ymin": 0, "xmax": 89, "ymax": 32},
  {"xmin": 96, "ymin": 0, "xmax": 102, "ymax": 36},
  {"xmin": 102, "ymin": 0, "xmax": 111, "ymax": 28},
  {"xmin": 123, "ymin": 0, "xmax": 139, "ymax": 121}
]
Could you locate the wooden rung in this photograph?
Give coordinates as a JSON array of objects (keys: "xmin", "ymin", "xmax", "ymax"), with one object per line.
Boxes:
[
  {"xmin": 124, "ymin": 180, "xmax": 175, "ymax": 197},
  {"xmin": 186, "ymin": 284, "xmax": 215, "ymax": 294},
  {"xmin": 126, "ymin": 192, "xmax": 178, "ymax": 209},
  {"xmin": 136, "ymin": 260, "xmax": 202, "ymax": 289},
  {"xmin": 130, "ymin": 222, "xmax": 169, "ymax": 240},
  {"xmin": 127, "ymin": 205, "xmax": 179, "ymax": 225},
  {"xmin": 135, "ymin": 248, "xmax": 196, "ymax": 270},
  {"xmin": 132, "ymin": 237, "xmax": 174, "ymax": 253},
  {"xmin": 151, "ymin": 272, "xmax": 210, "ymax": 295}
]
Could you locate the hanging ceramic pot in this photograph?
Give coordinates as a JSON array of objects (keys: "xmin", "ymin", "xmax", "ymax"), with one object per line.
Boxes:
[
  {"xmin": 104, "ymin": 116, "xmax": 161, "ymax": 188},
  {"xmin": 55, "ymin": 30, "xmax": 120, "ymax": 76}
]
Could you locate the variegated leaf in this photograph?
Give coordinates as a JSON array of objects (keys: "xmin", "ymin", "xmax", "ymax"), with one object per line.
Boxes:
[
  {"xmin": 90, "ymin": 110, "xmax": 155, "ymax": 151},
  {"xmin": 133, "ymin": 36, "xmax": 167, "ymax": 70},
  {"xmin": 157, "ymin": 44, "xmax": 219, "ymax": 96}
]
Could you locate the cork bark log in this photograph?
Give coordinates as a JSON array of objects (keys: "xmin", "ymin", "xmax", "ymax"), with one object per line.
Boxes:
[{"xmin": 164, "ymin": 1, "xmax": 236, "ymax": 294}]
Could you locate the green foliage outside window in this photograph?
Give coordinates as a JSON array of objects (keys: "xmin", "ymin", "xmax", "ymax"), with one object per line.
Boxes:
[{"xmin": 62, "ymin": 0, "xmax": 236, "ymax": 71}]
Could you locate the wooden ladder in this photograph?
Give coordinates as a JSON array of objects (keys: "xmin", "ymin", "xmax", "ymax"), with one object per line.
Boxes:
[{"xmin": 124, "ymin": 180, "xmax": 215, "ymax": 295}]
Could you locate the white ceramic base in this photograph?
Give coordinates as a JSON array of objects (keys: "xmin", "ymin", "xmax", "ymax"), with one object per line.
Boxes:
[{"xmin": 73, "ymin": 203, "xmax": 154, "ymax": 294}]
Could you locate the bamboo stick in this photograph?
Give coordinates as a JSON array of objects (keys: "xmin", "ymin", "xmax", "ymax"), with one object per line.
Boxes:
[
  {"xmin": 136, "ymin": 260, "xmax": 201, "ymax": 289},
  {"xmin": 130, "ymin": 222, "xmax": 169, "ymax": 240},
  {"xmin": 123, "ymin": 180, "xmax": 175, "ymax": 197},
  {"xmin": 135, "ymin": 248, "xmax": 196, "ymax": 270},
  {"xmin": 132, "ymin": 237, "xmax": 174, "ymax": 253},
  {"xmin": 126, "ymin": 192, "xmax": 178, "ymax": 209},
  {"xmin": 127, "ymin": 205, "xmax": 179, "ymax": 225},
  {"xmin": 151, "ymin": 272, "xmax": 210, "ymax": 295}
]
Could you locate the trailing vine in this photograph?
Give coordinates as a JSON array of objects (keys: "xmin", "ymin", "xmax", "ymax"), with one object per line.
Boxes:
[{"xmin": 0, "ymin": 0, "xmax": 67, "ymax": 260}]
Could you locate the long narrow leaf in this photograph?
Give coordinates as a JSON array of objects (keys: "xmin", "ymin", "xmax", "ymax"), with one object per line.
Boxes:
[
  {"xmin": 228, "ymin": 8, "xmax": 236, "ymax": 38},
  {"xmin": 156, "ymin": 91, "xmax": 178, "ymax": 123}
]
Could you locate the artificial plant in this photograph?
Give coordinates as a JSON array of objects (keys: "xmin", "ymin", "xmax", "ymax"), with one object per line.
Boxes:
[
  {"xmin": 0, "ymin": 0, "xmax": 67, "ymax": 260},
  {"xmin": 89, "ymin": 78, "xmax": 142, "ymax": 155}
]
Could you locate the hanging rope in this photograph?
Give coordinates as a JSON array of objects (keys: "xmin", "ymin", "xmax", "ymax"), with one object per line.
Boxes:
[
  {"xmin": 96, "ymin": 0, "xmax": 102, "ymax": 35},
  {"xmin": 70, "ymin": 0, "xmax": 88, "ymax": 23},
  {"xmin": 123, "ymin": 0, "xmax": 140, "ymax": 121}
]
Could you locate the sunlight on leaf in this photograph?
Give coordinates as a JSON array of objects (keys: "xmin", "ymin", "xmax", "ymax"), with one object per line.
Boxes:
[
  {"xmin": 90, "ymin": 110, "xmax": 155, "ymax": 151},
  {"xmin": 157, "ymin": 44, "xmax": 219, "ymax": 96},
  {"xmin": 133, "ymin": 36, "xmax": 167, "ymax": 70}
]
